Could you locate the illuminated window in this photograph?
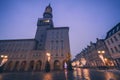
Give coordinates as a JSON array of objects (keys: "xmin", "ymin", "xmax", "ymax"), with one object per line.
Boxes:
[{"xmin": 44, "ymin": 20, "xmax": 49, "ymax": 22}]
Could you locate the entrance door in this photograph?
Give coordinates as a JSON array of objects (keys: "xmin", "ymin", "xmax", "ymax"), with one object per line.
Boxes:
[
  {"xmin": 54, "ymin": 60, "xmax": 60, "ymax": 70},
  {"xmin": 35, "ymin": 60, "xmax": 42, "ymax": 71}
]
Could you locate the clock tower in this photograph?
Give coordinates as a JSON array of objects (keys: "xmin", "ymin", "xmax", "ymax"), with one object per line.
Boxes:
[{"xmin": 35, "ymin": 4, "xmax": 54, "ymax": 50}]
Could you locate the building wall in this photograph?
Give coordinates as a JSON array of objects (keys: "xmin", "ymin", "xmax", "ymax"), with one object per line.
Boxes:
[
  {"xmin": 105, "ymin": 23, "xmax": 120, "ymax": 67},
  {"xmin": 45, "ymin": 27, "xmax": 70, "ymax": 70},
  {"xmin": 73, "ymin": 38, "xmax": 113, "ymax": 68},
  {"xmin": 105, "ymin": 31, "xmax": 120, "ymax": 59},
  {"xmin": 35, "ymin": 18, "xmax": 53, "ymax": 50},
  {"xmin": 0, "ymin": 39, "xmax": 36, "ymax": 53},
  {"xmin": 0, "ymin": 4, "xmax": 71, "ymax": 72}
]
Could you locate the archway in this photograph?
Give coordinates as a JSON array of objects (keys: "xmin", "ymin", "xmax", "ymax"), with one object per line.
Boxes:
[
  {"xmin": 13, "ymin": 61, "xmax": 19, "ymax": 71},
  {"xmin": 45, "ymin": 61, "xmax": 50, "ymax": 72},
  {"xmin": 20, "ymin": 61, "xmax": 27, "ymax": 71},
  {"xmin": 6, "ymin": 61, "xmax": 13, "ymax": 71},
  {"xmin": 29, "ymin": 60, "xmax": 34, "ymax": 71},
  {"xmin": 54, "ymin": 60, "xmax": 61, "ymax": 70},
  {"xmin": 35, "ymin": 60, "xmax": 42, "ymax": 71}
]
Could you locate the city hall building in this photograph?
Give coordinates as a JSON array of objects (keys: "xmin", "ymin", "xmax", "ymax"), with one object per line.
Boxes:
[{"xmin": 0, "ymin": 4, "xmax": 71, "ymax": 71}]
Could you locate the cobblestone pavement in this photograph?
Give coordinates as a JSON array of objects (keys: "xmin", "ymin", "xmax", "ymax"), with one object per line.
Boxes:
[{"xmin": 0, "ymin": 68, "xmax": 120, "ymax": 80}]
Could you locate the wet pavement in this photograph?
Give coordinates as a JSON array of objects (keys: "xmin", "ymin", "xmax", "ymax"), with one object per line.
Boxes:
[{"xmin": 0, "ymin": 68, "xmax": 120, "ymax": 80}]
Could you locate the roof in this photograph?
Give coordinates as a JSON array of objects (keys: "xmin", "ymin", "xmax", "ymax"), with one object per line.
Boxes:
[
  {"xmin": 0, "ymin": 39, "xmax": 35, "ymax": 42},
  {"xmin": 105, "ymin": 22, "xmax": 120, "ymax": 39}
]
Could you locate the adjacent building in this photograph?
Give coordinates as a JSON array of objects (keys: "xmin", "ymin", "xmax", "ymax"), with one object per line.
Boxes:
[
  {"xmin": 105, "ymin": 23, "xmax": 120, "ymax": 67},
  {"xmin": 73, "ymin": 23, "xmax": 120, "ymax": 68},
  {"xmin": 0, "ymin": 4, "xmax": 71, "ymax": 71},
  {"xmin": 73, "ymin": 38, "xmax": 114, "ymax": 68}
]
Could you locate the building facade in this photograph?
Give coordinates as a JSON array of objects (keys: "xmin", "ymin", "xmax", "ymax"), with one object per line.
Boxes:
[
  {"xmin": 72, "ymin": 38, "xmax": 113, "ymax": 68},
  {"xmin": 0, "ymin": 4, "xmax": 71, "ymax": 72},
  {"xmin": 105, "ymin": 23, "xmax": 120, "ymax": 68}
]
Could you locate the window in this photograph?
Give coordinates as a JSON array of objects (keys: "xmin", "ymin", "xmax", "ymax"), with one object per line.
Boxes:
[
  {"xmin": 40, "ymin": 39, "xmax": 43, "ymax": 42},
  {"xmin": 112, "ymin": 29, "xmax": 115, "ymax": 34},
  {"xmin": 108, "ymin": 32, "xmax": 112, "ymax": 37},
  {"xmin": 20, "ymin": 54, "xmax": 23, "ymax": 57},
  {"xmin": 110, "ymin": 38, "xmax": 114, "ymax": 43},
  {"xmin": 114, "ymin": 36, "xmax": 118, "ymax": 41},
  {"xmin": 118, "ymin": 33, "xmax": 120, "ymax": 37},
  {"xmin": 61, "ymin": 40, "xmax": 64, "ymax": 49},
  {"xmin": 61, "ymin": 54, "xmax": 63, "ymax": 56},
  {"xmin": 39, "ymin": 44, "xmax": 42, "ymax": 47},
  {"xmin": 56, "ymin": 46, "xmax": 58, "ymax": 50},
  {"xmin": 114, "ymin": 46, "xmax": 118, "ymax": 52},
  {"xmin": 111, "ymin": 48, "xmax": 114, "ymax": 53},
  {"xmin": 41, "ymin": 34, "xmax": 44, "ymax": 38},
  {"xmin": 51, "ymin": 41, "xmax": 54, "ymax": 50},
  {"xmin": 107, "ymin": 40, "xmax": 110, "ymax": 45},
  {"xmin": 117, "ymin": 26, "xmax": 119, "ymax": 31},
  {"xmin": 56, "ymin": 53, "xmax": 58, "ymax": 56},
  {"xmin": 118, "ymin": 45, "xmax": 120, "ymax": 49}
]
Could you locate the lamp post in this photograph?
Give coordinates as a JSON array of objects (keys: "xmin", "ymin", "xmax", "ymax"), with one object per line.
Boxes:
[
  {"xmin": 46, "ymin": 53, "xmax": 51, "ymax": 62},
  {"xmin": 45, "ymin": 53, "xmax": 51, "ymax": 72},
  {"xmin": 0, "ymin": 55, "xmax": 8, "ymax": 72},
  {"xmin": 98, "ymin": 50, "xmax": 106, "ymax": 66},
  {"xmin": 81, "ymin": 58, "xmax": 86, "ymax": 67},
  {"xmin": 0, "ymin": 55, "xmax": 8, "ymax": 67}
]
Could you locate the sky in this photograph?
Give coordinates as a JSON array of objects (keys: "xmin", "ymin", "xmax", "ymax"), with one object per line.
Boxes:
[{"xmin": 0, "ymin": 0, "xmax": 120, "ymax": 59}]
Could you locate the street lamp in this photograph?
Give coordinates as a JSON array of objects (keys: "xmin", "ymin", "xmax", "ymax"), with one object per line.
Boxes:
[
  {"xmin": 45, "ymin": 53, "xmax": 51, "ymax": 72},
  {"xmin": 0, "ymin": 55, "xmax": 8, "ymax": 67},
  {"xmin": 98, "ymin": 50, "xmax": 106, "ymax": 66},
  {"xmin": 81, "ymin": 58, "xmax": 86, "ymax": 67},
  {"xmin": 46, "ymin": 53, "xmax": 51, "ymax": 61}
]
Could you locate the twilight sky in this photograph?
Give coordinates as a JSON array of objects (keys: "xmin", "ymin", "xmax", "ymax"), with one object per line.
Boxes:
[{"xmin": 0, "ymin": 0, "xmax": 120, "ymax": 59}]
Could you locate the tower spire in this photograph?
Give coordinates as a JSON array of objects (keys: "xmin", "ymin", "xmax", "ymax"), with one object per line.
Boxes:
[{"xmin": 43, "ymin": 4, "xmax": 53, "ymax": 18}]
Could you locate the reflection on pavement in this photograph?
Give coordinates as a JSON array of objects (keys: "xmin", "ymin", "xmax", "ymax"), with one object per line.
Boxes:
[
  {"xmin": 83, "ymin": 69, "xmax": 90, "ymax": 80},
  {"xmin": 64, "ymin": 69, "xmax": 68, "ymax": 80},
  {"xmin": 43, "ymin": 73, "xmax": 52, "ymax": 80},
  {"xmin": 0, "ymin": 68, "xmax": 120, "ymax": 80},
  {"xmin": 105, "ymin": 72, "xmax": 115, "ymax": 80},
  {"xmin": 73, "ymin": 68, "xmax": 90, "ymax": 80}
]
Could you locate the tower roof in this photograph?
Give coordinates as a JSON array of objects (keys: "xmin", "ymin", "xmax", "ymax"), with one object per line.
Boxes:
[
  {"xmin": 45, "ymin": 4, "xmax": 52, "ymax": 13},
  {"xmin": 43, "ymin": 4, "xmax": 53, "ymax": 18}
]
